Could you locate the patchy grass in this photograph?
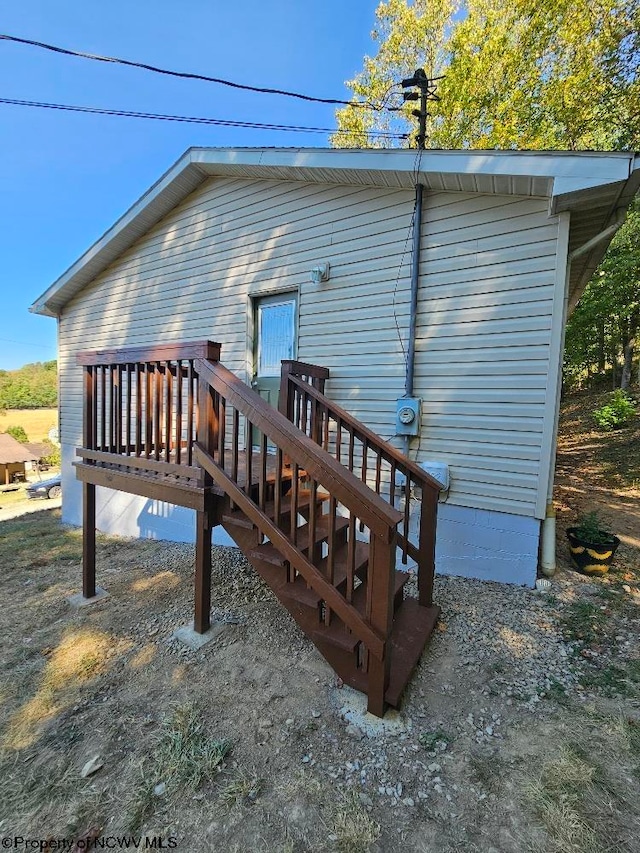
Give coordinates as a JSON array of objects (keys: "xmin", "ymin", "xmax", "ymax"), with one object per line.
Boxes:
[
  {"xmin": 523, "ymin": 713, "xmax": 640, "ymax": 853},
  {"xmin": 580, "ymin": 664, "xmax": 635, "ymax": 698},
  {"xmin": 559, "ymin": 600, "xmax": 609, "ymax": 647},
  {"xmin": 525, "ymin": 747, "xmax": 600, "ymax": 853},
  {"xmin": 331, "ymin": 792, "xmax": 380, "ymax": 853},
  {"xmin": 0, "ymin": 511, "xmax": 82, "ymax": 571},
  {"xmin": 419, "ymin": 728, "xmax": 453, "ymax": 751},
  {"xmin": 0, "ymin": 486, "xmax": 31, "ymax": 508},
  {"xmin": 220, "ymin": 769, "xmax": 264, "ymax": 807},
  {"xmin": 155, "ymin": 703, "xmax": 231, "ymax": 790},
  {"xmin": 545, "ymin": 678, "xmax": 570, "ymax": 705},
  {"xmin": 3, "ymin": 628, "xmax": 116, "ymax": 750},
  {"xmin": 127, "ymin": 703, "xmax": 231, "ymax": 830}
]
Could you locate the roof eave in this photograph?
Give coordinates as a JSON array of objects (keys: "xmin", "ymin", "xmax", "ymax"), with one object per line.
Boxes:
[
  {"xmin": 31, "ymin": 147, "xmax": 640, "ymax": 318},
  {"xmin": 30, "ymin": 149, "xmax": 208, "ymax": 317}
]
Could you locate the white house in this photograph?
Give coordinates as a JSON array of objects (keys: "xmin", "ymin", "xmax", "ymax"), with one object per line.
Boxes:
[{"xmin": 31, "ymin": 146, "xmax": 640, "ymax": 588}]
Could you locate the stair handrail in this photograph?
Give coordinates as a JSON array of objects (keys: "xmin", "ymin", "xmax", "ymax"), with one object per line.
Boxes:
[
  {"xmin": 76, "ymin": 340, "xmax": 221, "ymax": 366},
  {"xmin": 281, "ymin": 367, "xmax": 440, "ymax": 607},
  {"xmin": 285, "ymin": 373, "xmax": 442, "ymax": 493},
  {"xmin": 196, "ymin": 358, "xmax": 404, "ymax": 541}
]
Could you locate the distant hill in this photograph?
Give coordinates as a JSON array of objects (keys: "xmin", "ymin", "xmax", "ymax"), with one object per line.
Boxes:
[{"xmin": 0, "ymin": 361, "xmax": 58, "ymax": 409}]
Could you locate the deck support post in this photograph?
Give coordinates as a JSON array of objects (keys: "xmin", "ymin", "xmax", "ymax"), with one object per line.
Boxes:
[
  {"xmin": 194, "ymin": 509, "xmax": 212, "ymax": 634},
  {"xmin": 82, "ymin": 363, "xmax": 97, "ymax": 600},
  {"xmin": 365, "ymin": 534, "xmax": 395, "ymax": 717},
  {"xmin": 194, "ymin": 365, "xmax": 217, "ymax": 635},
  {"xmin": 82, "ymin": 482, "xmax": 96, "ymax": 599},
  {"xmin": 418, "ymin": 491, "xmax": 437, "ymax": 607}
]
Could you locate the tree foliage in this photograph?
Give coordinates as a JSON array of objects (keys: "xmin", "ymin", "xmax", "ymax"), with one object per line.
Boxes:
[
  {"xmin": 5, "ymin": 425, "xmax": 28, "ymax": 443},
  {"xmin": 0, "ymin": 361, "xmax": 58, "ymax": 409},
  {"xmin": 334, "ymin": 0, "xmax": 639, "ymax": 150},
  {"xmin": 334, "ymin": 1, "xmax": 640, "ymax": 387}
]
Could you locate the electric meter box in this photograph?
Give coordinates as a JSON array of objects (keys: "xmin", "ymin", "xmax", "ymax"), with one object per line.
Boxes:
[{"xmin": 395, "ymin": 397, "xmax": 422, "ymax": 436}]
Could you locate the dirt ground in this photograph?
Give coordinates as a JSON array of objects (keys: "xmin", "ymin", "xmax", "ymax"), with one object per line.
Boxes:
[{"xmin": 0, "ymin": 392, "xmax": 638, "ymax": 853}]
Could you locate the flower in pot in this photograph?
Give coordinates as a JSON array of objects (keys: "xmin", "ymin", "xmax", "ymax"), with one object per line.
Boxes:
[{"xmin": 566, "ymin": 511, "xmax": 620, "ymax": 576}]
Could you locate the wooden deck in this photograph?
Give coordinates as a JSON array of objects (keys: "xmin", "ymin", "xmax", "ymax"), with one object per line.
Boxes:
[
  {"xmin": 75, "ymin": 342, "xmax": 441, "ymax": 717},
  {"xmin": 75, "ymin": 447, "xmax": 298, "ymax": 511}
]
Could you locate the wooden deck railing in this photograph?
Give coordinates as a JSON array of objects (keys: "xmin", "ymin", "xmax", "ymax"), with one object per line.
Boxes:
[
  {"xmin": 279, "ymin": 361, "xmax": 441, "ymax": 607},
  {"xmin": 76, "ymin": 341, "xmax": 220, "ymax": 485}
]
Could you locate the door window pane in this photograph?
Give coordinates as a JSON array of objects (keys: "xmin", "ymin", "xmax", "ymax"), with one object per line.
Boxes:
[{"xmin": 258, "ymin": 300, "xmax": 295, "ymax": 377}]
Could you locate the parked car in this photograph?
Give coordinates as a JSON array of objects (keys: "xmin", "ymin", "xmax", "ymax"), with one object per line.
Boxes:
[{"xmin": 27, "ymin": 476, "xmax": 62, "ymax": 500}]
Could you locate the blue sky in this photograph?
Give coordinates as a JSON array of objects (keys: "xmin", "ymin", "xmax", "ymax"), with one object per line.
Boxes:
[{"xmin": 0, "ymin": 0, "xmax": 381, "ymax": 370}]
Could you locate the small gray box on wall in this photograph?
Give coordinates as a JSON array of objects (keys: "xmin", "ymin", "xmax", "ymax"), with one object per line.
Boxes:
[{"xmin": 395, "ymin": 397, "xmax": 421, "ymax": 436}]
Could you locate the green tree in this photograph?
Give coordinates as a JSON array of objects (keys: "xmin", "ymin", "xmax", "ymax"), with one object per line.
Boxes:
[
  {"xmin": 334, "ymin": 0, "xmax": 639, "ymax": 151},
  {"xmin": 0, "ymin": 361, "xmax": 58, "ymax": 409},
  {"xmin": 41, "ymin": 438, "xmax": 61, "ymax": 468},
  {"xmin": 5, "ymin": 425, "xmax": 28, "ymax": 443}
]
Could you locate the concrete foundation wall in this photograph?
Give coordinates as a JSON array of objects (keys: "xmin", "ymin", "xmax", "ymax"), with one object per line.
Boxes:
[
  {"xmin": 62, "ymin": 447, "xmax": 538, "ymax": 585},
  {"xmin": 435, "ymin": 503, "xmax": 539, "ymax": 587}
]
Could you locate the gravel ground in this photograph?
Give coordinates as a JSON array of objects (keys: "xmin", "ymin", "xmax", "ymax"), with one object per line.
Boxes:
[
  {"xmin": 2, "ymin": 515, "xmax": 638, "ymax": 852},
  {"xmin": 109, "ymin": 538, "xmax": 639, "ymax": 848}
]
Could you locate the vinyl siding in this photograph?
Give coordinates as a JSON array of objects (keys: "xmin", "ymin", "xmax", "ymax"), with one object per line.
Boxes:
[
  {"xmin": 59, "ymin": 177, "xmax": 415, "ymax": 453},
  {"xmin": 414, "ymin": 192, "xmax": 559, "ymax": 517},
  {"xmin": 59, "ymin": 178, "xmax": 560, "ymax": 520}
]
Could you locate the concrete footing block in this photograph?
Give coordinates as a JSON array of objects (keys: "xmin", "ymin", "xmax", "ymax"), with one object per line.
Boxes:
[
  {"xmin": 67, "ymin": 587, "xmax": 110, "ymax": 608},
  {"xmin": 331, "ymin": 685, "xmax": 412, "ymax": 737},
  {"xmin": 171, "ymin": 621, "xmax": 227, "ymax": 650}
]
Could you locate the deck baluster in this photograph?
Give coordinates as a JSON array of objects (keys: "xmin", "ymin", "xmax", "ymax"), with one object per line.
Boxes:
[
  {"xmin": 186, "ymin": 361, "xmax": 194, "ymax": 466},
  {"xmin": 218, "ymin": 395, "xmax": 226, "ymax": 469},
  {"xmin": 164, "ymin": 361, "xmax": 173, "ymax": 463},
  {"xmin": 125, "ymin": 364, "xmax": 132, "ymax": 455},
  {"xmin": 325, "ymin": 496, "xmax": 337, "ymax": 625},
  {"xmin": 346, "ymin": 512, "xmax": 356, "ymax": 604},
  {"xmin": 402, "ymin": 474, "xmax": 411, "ymax": 565},
  {"xmin": 274, "ymin": 448, "xmax": 283, "ymax": 529},
  {"xmin": 175, "ymin": 362, "xmax": 183, "ymax": 465}
]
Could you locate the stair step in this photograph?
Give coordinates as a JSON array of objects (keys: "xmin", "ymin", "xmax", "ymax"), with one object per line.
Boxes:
[
  {"xmin": 351, "ymin": 570, "xmax": 409, "ymax": 615},
  {"xmin": 249, "ymin": 515, "xmax": 349, "ymax": 566},
  {"xmin": 222, "ymin": 489, "xmax": 329, "ymax": 530},
  {"xmin": 312, "ymin": 620, "xmax": 361, "ymax": 653},
  {"xmin": 316, "ymin": 540, "xmax": 369, "ymax": 588},
  {"xmin": 278, "ymin": 574, "xmax": 324, "ymax": 609},
  {"xmin": 345, "ymin": 598, "xmax": 439, "ymax": 708},
  {"xmin": 384, "ymin": 598, "xmax": 440, "ymax": 707},
  {"xmin": 246, "ymin": 553, "xmax": 323, "ymax": 613},
  {"xmin": 313, "ymin": 571, "xmax": 409, "ymax": 654}
]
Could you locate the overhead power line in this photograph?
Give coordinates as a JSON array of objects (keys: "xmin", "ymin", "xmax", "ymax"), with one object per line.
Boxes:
[
  {"xmin": 0, "ymin": 96, "xmax": 409, "ymax": 140},
  {"xmin": 0, "ymin": 33, "xmax": 382, "ymax": 110}
]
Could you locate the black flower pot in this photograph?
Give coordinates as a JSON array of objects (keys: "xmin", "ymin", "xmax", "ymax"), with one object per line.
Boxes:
[{"xmin": 566, "ymin": 527, "xmax": 620, "ymax": 575}]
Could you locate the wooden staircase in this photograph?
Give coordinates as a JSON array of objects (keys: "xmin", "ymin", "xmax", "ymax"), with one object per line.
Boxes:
[{"xmin": 75, "ymin": 341, "xmax": 442, "ymax": 717}]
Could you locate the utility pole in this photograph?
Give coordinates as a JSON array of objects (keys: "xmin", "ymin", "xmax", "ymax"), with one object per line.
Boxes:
[{"xmin": 401, "ymin": 68, "xmax": 440, "ymax": 149}]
